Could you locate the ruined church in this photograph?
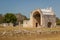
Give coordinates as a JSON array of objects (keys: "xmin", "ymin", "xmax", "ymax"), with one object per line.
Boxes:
[{"xmin": 23, "ymin": 7, "xmax": 56, "ymax": 28}]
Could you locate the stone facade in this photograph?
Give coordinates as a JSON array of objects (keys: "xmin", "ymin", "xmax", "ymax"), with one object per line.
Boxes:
[{"xmin": 23, "ymin": 7, "xmax": 56, "ymax": 28}]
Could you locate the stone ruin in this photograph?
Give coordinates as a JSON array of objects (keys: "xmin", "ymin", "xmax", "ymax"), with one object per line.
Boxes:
[{"xmin": 23, "ymin": 7, "xmax": 56, "ymax": 28}]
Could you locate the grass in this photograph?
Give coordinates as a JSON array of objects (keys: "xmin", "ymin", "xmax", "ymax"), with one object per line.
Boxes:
[
  {"xmin": 0, "ymin": 26, "xmax": 60, "ymax": 31},
  {"xmin": 0, "ymin": 31, "xmax": 60, "ymax": 40},
  {"xmin": 0, "ymin": 26, "xmax": 60, "ymax": 40}
]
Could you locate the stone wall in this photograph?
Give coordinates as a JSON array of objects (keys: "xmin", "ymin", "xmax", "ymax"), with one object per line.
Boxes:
[
  {"xmin": 23, "ymin": 8, "xmax": 56, "ymax": 28},
  {"xmin": 43, "ymin": 15, "xmax": 56, "ymax": 28}
]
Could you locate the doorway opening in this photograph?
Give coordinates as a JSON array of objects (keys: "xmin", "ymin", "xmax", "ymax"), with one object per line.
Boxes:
[
  {"xmin": 36, "ymin": 23, "xmax": 38, "ymax": 27},
  {"xmin": 33, "ymin": 11, "xmax": 41, "ymax": 26},
  {"xmin": 47, "ymin": 22, "xmax": 52, "ymax": 28}
]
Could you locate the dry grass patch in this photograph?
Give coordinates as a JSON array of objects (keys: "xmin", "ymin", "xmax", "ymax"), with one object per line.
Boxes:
[{"xmin": 0, "ymin": 26, "xmax": 60, "ymax": 40}]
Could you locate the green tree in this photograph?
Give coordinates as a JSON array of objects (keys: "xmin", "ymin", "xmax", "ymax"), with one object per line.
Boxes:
[
  {"xmin": 4, "ymin": 13, "xmax": 17, "ymax": 23},
  {"xmin": 0, "ymin": 14, "xmax": 4, "ymax": 23},
  {"xmin": 56, "ymin": 17, "xmax": 60, "ymax": 25}
]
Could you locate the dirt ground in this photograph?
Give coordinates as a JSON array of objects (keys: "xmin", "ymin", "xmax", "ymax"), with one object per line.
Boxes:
[
  {"xmin": 0, "ymin": 26, "xmax": 60, "ymax": 40},
  {"xmin": 0, "ymin": 32, "xmax": 60, "ymax": 40}
]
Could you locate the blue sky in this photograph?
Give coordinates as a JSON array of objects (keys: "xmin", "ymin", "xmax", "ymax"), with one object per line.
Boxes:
[{"xmin": 0, "ymin": 0, "xmax": 60, "ymax": 18}]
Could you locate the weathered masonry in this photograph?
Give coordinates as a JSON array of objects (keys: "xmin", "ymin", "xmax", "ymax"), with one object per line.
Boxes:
[{"xmin": 23, "ymin": 7, "xmax": 56, "ymax": 28}]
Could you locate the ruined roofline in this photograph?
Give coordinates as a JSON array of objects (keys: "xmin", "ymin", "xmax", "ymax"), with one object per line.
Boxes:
[{"xmin": 31, "ymin": 7, "xmax": 55, "ymax": 15}]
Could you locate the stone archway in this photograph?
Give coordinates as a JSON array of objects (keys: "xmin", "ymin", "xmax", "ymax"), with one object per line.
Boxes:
[{"xmin": 33, "ymin": 11, "xmax": 41, "ymax": 27}]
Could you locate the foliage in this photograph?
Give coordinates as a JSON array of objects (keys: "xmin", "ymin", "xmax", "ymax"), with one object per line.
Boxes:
[
  {"xmin": 0, "ymin": 13, "xmax": 28, "ymax": 24},
  {"xmin": 56, "ymin": 17, "xmax": 60, "ymax": 25},
  {"xmin": 4, "ymin": 13, "xmax": 17, "ymax": 23},
  {"xmin": 0, "ymin": 14, "xmax": 4, "ymax": 23}
]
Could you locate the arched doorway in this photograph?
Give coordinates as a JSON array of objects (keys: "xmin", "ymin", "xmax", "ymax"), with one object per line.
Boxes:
[
  {"xmin": 47, "ymin": 22, "xmax": 52, "ymax": 28},
  {"xmin": 33, "ymin": 11, "xmax": 41, "ymax": 27}
]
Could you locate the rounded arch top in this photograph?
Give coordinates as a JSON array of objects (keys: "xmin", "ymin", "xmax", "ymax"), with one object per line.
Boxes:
[{"xmin": 31, "ymin": 9, "xmax": 42, "ymax": 15}]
